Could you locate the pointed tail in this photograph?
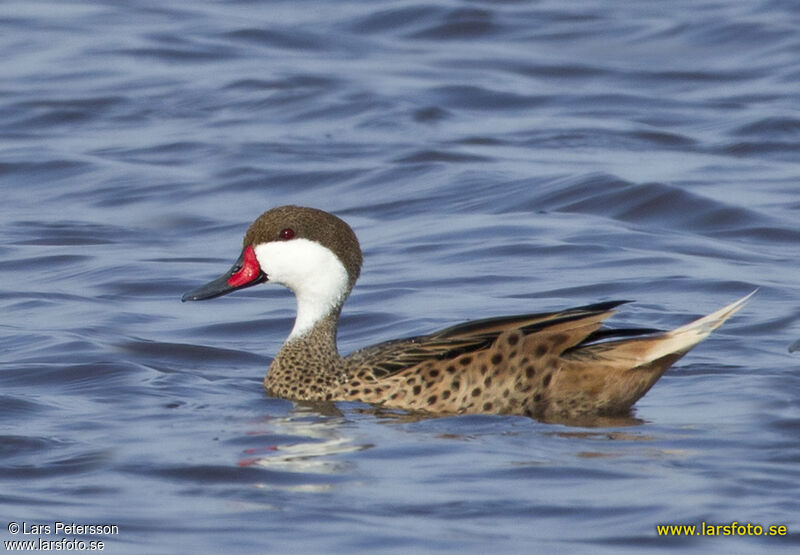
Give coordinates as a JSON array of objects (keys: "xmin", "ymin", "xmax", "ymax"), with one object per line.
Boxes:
[
  {"xmin": 635, "ymin": 289, "xmax": 755, "ymax": 363},
  {"xmin": 554, "ymin": 290, "xmax": 755, "ymax": 418},
  {"xmin": 577, "ymin": 290, "xmax": 755, "ymax": 366}
]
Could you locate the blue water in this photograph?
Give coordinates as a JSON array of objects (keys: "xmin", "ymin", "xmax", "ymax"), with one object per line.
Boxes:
[{"xmin": 2, "ymin": 1, "xmax": 799, "ymax": 553}]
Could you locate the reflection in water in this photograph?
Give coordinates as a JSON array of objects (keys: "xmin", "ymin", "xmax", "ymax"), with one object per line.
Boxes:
[
  {"xmin": 546, "ymin": 429, "xmax": 701, "ymax": 461},
  {"xmin": 550, "ymin": 430, "xmax": 653, "ymax": 442},
  {"xmin": 539, "ymin": 412, "xmax": 645, "ymax": 428},
  {"xmin": 238, "ymin": 405, "xmax": 372, "ymax": 492},
  {"xmin": 356, "ymin": 404, "xmax": 646, "ymax": 428}
]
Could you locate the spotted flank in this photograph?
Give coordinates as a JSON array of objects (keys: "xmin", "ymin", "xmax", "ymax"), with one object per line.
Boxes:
[{"xmin": 183, "ymin": 206, "xmax": 754, "ymax": 421}]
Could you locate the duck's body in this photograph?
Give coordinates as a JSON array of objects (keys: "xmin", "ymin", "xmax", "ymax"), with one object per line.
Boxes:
[{"xmin": 183, "ymin": 206, "xmax": 752, "ymax": 420}]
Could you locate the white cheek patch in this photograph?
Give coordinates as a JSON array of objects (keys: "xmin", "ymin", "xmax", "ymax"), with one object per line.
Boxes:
[{"xmin": 254, "ymin": 239, "xmax": 350, "ymax": 340}]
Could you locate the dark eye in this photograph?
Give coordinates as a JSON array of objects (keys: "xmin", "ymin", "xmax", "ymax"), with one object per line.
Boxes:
[{"xmin": 279, "ymin": 228, "xmax": 295, "ymax": 240}]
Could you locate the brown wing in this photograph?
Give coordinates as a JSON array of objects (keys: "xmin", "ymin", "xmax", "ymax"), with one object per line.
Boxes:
[{"xmin": 344, "ymin": 300, "xmax": 641, "ymax": 379}]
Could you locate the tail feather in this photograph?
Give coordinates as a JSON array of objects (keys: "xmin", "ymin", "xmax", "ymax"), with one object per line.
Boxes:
[
  {"xmin": 640, "ymin": 289, "xmax": 755, "ymax": 363},
  {"xmin": 546, "ymin": 290, "xmax": 754, "ymax": 420},
  {"xmin": 577, "ymin": 290, "xmax": 755, "ymax": 366}
]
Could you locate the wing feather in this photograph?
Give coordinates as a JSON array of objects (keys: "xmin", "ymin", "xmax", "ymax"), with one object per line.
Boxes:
[{"xmin": 344, "ymin": 300, "xmax": 631, "ymax": 379}]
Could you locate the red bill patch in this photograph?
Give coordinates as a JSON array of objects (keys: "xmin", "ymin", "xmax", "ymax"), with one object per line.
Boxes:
[{"xmin": 227, "ymin": 245, "xmax": 262, "ymax": 287}]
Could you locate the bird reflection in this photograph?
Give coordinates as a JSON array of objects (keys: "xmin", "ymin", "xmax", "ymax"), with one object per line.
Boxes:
[{"xmin": 238, "ymin": 403, "xmax": 370, "ymax": 491}]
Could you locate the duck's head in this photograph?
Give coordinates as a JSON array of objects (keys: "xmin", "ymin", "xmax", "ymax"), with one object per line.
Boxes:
[{"xmin": 182, "ymin": 206, "xmax": 362, "ymax": 338}]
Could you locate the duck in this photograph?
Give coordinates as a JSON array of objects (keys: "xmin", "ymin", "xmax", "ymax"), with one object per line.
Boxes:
[{"xmin": 182, "ymin": 205, "xmax": 753, "ymax": 421}]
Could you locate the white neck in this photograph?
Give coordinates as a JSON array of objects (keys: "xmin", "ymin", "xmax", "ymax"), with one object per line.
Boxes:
[{"xmin": 253, "ymin": 239, "xmax": 350, "ymax": 340}]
